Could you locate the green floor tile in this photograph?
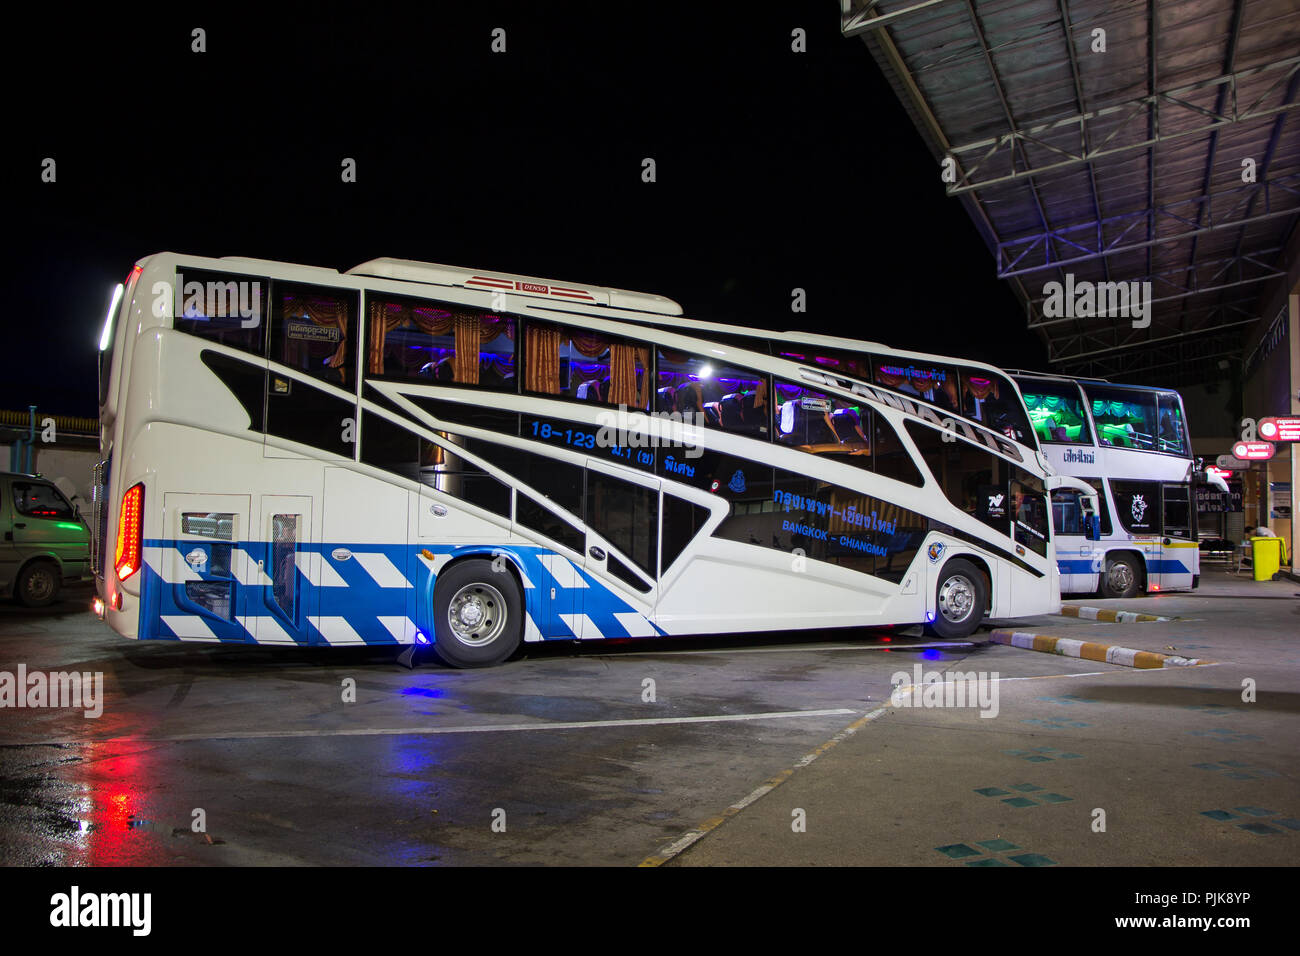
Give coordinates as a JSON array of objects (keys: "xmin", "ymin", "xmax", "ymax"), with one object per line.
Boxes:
[
  {"xmin": 1003, "ymin": 797, "xmax": 1037, "ymax": 808},
  {"xmin": 1238, "ymin": 823, "xmax": 1282, "ymax": 835},
  {"xmin": 935, "ymin": 843, "xmax": 981, "ymax": 859},
  {"xmin": 1200, "ymin": 810, "xmax": 1238, "ymax": 821},
  {"xmin": 966, "ymin": 858, "xmax": 1009, "ymax": 867},
  {"xmin": 977, "ymin": 839, "xmax": 1020, "ymax": 851},
  {"xmin": 1232, "ymin": 806, "xmax": 1275, "ymax": 817},
  {"xmin": 1009, "ymin": 853, "xmax": 1056, "ymax": 867},
  {"xmin": 975, "ymin": 787, "xmax": 1010, "ymax": 797},
  {"xmin": 1039, "ymin": 793, "xmax": 1073, "ymax": 804},
  {"xmin": 1011, "ymin": 783, "xmax": 1044, "ymax": 792},
  {"xmin": 1024, "ymin": 755, "xmax": 1051, "ymax": 763},
  {"xmin": 1275, "ymin": 819, "xmax": 1300, "ymax": 830}
]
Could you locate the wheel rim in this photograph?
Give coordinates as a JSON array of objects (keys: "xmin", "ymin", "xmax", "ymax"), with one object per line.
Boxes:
[
  {"xmin": 24, "ymin": 568, "xmax": 55, "ymax": 603},
  {"xmin": 446, "ymin": 582, "xmax": 507, "ymax": 647},
  {"xmin": 938, "ymin": 574, "xmax": 976, "ymax": 623},
  {"xmin": 1107, "ymin": 561, "xmax": 1133, "ymax": 592}
]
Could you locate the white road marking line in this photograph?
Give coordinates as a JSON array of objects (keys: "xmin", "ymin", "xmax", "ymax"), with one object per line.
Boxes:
[{"xmin": 3, "ymin": 708, "xmax": 857, "ymax": 748}]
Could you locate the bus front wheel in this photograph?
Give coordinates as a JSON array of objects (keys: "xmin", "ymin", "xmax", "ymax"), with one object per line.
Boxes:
[
  {"xmin": 928, "ymin": 559, "xmax": 987, "ymax": 640},
  {"xmin": 431, "ymin": 559, "xmax": 523, "ymax": 667},
  {"xmin": 1100, "ymin": 555, "xmax": 1141, "ymax": 599}
]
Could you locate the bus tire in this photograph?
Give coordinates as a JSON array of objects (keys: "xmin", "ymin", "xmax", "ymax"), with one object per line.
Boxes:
[
  {"xmin": 431, "ymin": 559, "xmax": 522, "ymax": 668},
  {"xmin": 929, "ymin": 559, "xmax": 987, "ymax": 640},
  {"xmin": 1100, "ymin": 554, "xmax": 1141, "ymax": 599},
  {"xmin": 16, "ymin": 560, "xmax": 61, "ymax": 608}
]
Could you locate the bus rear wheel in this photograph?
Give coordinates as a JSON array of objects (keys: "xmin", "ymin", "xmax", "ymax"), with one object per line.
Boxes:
[
  {"xmin": 1100, "ymin": 555, "xmax": 1141, "ymax": 599},
  {"xmin": 928, "ymin": 559, "xmax": 987, "ymax": 640},
  {"xmin": 431, "ymin": 559, "xmax": 522, "ymax": 668}
]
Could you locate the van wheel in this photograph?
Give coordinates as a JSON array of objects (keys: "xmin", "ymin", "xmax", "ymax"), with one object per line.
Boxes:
[
  {"xmin": 432, "ymin": 559, "xmax": 523, "ymax": 667},
  {"xmin": 17, "ymin": 561, "xmax": 60, "ymax": 608},
  {"xmin": 928, "ymin": 559, "xmax": 987, "ymax": 640},
  {"xmin": 1100, "ymin": 555, "xmax": 1141, "ymax": 599}
]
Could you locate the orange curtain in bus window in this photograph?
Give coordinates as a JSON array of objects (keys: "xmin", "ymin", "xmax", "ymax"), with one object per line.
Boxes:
[
  {"xmin": 525, "ymin": 324, "xmax": 562, "ymax": 394},
  {"xmin": 284, "ymin": 295, "xmax": 349, "ymax": 383},
  {"xmin": 452, "ymin": 314, "xmax": 481, "ymax": 384},
  {"xmin": 608, "ymin": 343, "xmax": 641, "ymax": 407}
]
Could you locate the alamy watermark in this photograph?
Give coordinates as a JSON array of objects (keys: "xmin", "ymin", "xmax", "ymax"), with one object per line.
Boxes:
[
  {"xmin": 0, "ymin": 665, "xmax": 103, "ymax": 718},
  {"xmin": 592, "ymin": 406, "xmax": 707, "ymax": 459},
  {"xmin": 1042, "ymin": 274, "xmax": 1151, "ymax": 329},
  {"xmin": 153, "ymin": 271, "xmax": 262, "ymax": 328},
  {"xmin": 890, "ymin": 664, "xmax": 1000, "ymax": 718}
]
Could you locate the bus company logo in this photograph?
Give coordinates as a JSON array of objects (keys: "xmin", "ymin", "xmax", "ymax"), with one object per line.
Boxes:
[
  {"xmin": 1131, "ymin": 493, "xmax": 1148, "ymax": 522},
  {"xmin": 1062, "ymin": 448, "xmax": 1095, "ymax": 464},
  {"xmin": 727, "ymin": 470, "xmax": 746, "ymax": 493},
  {"xmin": 0, "ymin": 665, "xmax": 103, "ymax": 719},
  {"xmin": 154, "ymin": 271, "xmax": 262, "ymax": 329},
  {"xmin": 890, "ymin": 664, "xmax": 1000, "ymax": 718},
  {"xmin": 1041, "ymin": 274, "xmax": 1152, "ymax": 329},
  {"xmin": 988, "ymin": 492, "xmax": 1005, "ymax": 509},
  {"xmin": 927, "ymin": 541, "xmax": 946, "ymax": 563},
  {"xmin": 50, "ymin": 886, "xmax": 151, "ymax": 936}
]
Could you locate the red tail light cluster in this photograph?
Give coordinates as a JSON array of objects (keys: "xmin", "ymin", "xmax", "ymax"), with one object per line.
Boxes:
[{"xmin": 114, "ymin": 483, "xmax": 144, "ymax": 581}]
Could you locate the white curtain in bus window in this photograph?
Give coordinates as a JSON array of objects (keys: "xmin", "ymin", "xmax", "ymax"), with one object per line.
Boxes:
[
  {"xmin": 655, "ymin": 349, "xmax": 767, "ymax": 435},
  {"xmin": 275, "ymin": 287, "xmax": 352, "ymax": 385},
  {"xmin": 367, "ymin": 297, "xmax": 515, "ymax": 388}
]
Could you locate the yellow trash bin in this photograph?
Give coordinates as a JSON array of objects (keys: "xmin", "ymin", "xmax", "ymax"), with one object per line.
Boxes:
[{"xmin": 1251, "ymin": 537, "xmax": 1282, "ymax": 581}]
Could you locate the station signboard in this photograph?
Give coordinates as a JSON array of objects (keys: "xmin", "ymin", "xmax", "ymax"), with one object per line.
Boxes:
[
  {"xmin": 1258, "ymin": 417, "xmax": 1300, "ymax": 442},
  {"xmin": 1215, "ymin": 455, "xmax": 1251, "ymax": 470},
  {"xmin": 1232, "ymin": 441, "xmax": 1276, "ymax": 461}
]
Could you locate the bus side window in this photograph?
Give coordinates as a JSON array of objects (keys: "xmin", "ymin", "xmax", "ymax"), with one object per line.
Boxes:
[
  {"xmin": 655, "ymin": 349, "xmax": 768, "ymax": 437},
  {"xmin": 174, "ymin": 268, "xmax": 269, "ymax": 357},
  {"xmin": 273, "ymin": 283, "xmax": 356, "ymax": 385}
]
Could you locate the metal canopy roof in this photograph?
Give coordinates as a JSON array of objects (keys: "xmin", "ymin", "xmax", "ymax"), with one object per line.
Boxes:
[{"xmin": 845, "ymin": 0, "xmax": 1300, "ymax": 386}]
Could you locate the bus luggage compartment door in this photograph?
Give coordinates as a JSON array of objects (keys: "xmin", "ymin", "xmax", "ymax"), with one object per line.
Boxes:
[
  {"xmin": 160, "ymin": 493, "xmax": 251, "ymax": 643},
  {"xmin": 252, "ymin": 495, "xmax": 316, "ymax": 645}
]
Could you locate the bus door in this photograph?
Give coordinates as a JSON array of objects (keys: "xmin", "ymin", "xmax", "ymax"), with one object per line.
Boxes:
[
  {"xmin": 252, "ymin": 495, "xmax": 316, "ymax": 645},
  {"xmin": 162, "ymin": 493, "xmax": 252, "ymax": 642},
  {"xmin": 578, "ymin": 459, "xmax": 660, "ymax": 639},
  {"xmin": 1155, "ymin": 483, "xmax": 1196, "ymax": 591},
  {"xmin": 1049, "ymin": 488, "xmax": 1099, "ymax": 594}
]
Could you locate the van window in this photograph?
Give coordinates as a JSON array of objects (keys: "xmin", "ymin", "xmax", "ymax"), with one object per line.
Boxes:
[{"xmin": 12, "ymin": 482, "xmax": 76, "ymax": 520}]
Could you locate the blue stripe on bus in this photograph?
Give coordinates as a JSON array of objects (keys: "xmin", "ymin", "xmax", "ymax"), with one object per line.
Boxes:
[
  {"xmin": 138, "ymin": 541, "xmax": 663, "ymax": 646},
  {"xmin": 1056, "ymin": 557, "xmax": 1191, "ymax": 575}
]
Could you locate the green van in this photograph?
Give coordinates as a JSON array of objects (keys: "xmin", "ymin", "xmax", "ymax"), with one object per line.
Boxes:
[{"xmin": 0, "ymin": 472, "xmax": 92, "ymax": 606}]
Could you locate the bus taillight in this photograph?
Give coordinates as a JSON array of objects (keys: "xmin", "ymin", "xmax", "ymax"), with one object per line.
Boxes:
[{"xmin": 114, "ymin": 483, "xmax": 145, "ymax": 581}]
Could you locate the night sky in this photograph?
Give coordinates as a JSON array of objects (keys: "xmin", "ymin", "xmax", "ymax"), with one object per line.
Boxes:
[{"xmin": 6, "ymin": 3, "xmax": 1042, "ymax": 419}]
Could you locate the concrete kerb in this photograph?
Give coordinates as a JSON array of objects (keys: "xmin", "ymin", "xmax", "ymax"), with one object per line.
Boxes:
[
  {"xmin": 1060, "ymin": 604, "xmax": 1175, "ymax": 623},
  {"xmin": 989, "ymin": 629, "xmax": 1210, "ymax": 668}
]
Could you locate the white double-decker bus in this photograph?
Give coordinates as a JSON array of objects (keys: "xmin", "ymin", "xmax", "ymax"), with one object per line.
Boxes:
[
  {"xmin": 1011, "ymin": 372, "xmax": 1222, "ymax": 597},
  {"xmin": 92, "ymin": 252, "xmax": 1093, "ymax": 666}
]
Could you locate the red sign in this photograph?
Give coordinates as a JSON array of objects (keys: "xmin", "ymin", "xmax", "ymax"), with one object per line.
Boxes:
[
  {"xmin": 1206, "ymin": 466, "xmax": 1232, "ymax": 481},
  {"xmin": 1232, "ymin": 441, "xmax": 1275, "ymax": 461},
  {"xmin": 1258, "ymin": 417, "xmax": 1300, "ymax": 442}
]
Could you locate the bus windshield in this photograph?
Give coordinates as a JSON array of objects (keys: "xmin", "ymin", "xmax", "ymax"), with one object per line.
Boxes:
[
  {"xmin": 1018, "ymin": 378, "xmax": 1092, "ymax": 445},
  {"xmin": 1084, "ymin": 384, "xmax": 1188, "ymax": 456}
]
